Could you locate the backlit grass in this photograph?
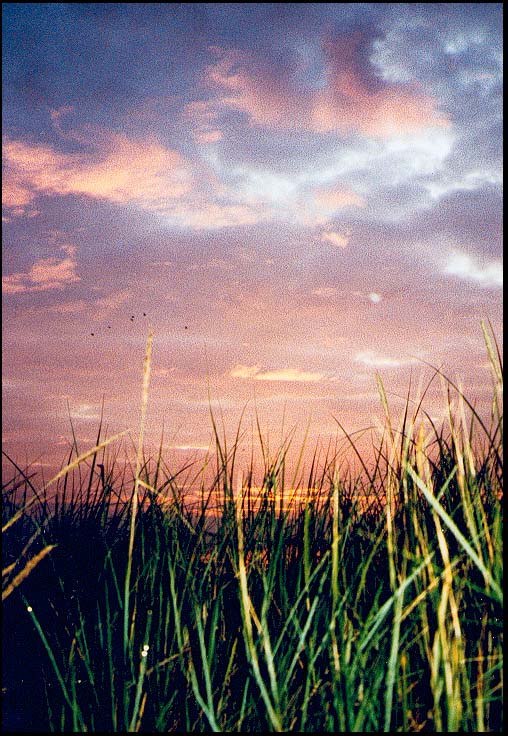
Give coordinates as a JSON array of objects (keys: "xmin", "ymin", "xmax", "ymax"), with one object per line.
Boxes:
[{"xmin": 2, "ymin": 323, "xmax": 502, "ymax": 732}]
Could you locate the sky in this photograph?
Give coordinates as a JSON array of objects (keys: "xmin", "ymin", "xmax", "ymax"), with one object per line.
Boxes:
[{"xmin": 2, "ymin": 3, "xmax": 503, "ymax": 484}]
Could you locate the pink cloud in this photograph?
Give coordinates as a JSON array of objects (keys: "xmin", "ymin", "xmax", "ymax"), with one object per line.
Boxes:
[
  {"xmin": 30, "ymin": 257, "xmax": 78, "ymax": 286},
  {"xmin": 204, "ymin": 47, "xmax": 298, "ymax": 129},
  {"xmin": 2, "ymin": 178, "xmax": 35, "ymax": 209},
  {"xmin": 2, "ymin": 247, "xmax": 80, "ymax": 294},
  {"xmin": 2, "ymin": 274, "xmax": 29, "ymax": 294},
  {"xmin": 195, "ymin": 129, "xmax": 223, "ymax": 144},
  {"xmin": 314, "ymin": 186, "xmax": 366, "ymax": 210},
  {"xmin": 203, "ymin": 36, "xmax": 449, "ymax": 138},
  {"xmin": 320, "ymin": 229, "xmax": 351, "ymax": 248},
  {"xmin": 2, "ymin": 126, "xmax": 262, "ymax": 229},
  {"xmin": 2, "ymin": 131, "xmax": 193, "ymax": 217},
  {"xmin": 310, "ymin": 33, "xmax": 449, "ymax": 137},
  {"xmin": 183, "ymin": 100, "xmax": 224, "ymax": 144},
  {"xmin": 311, "ymin": 287, "xmax": 338, "ymax": 297}
]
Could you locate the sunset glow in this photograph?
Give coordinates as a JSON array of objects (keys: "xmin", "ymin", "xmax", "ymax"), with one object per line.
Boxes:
[{"xmin": 2, "ymin": 3, "xmax": 502, "ymax": 480}]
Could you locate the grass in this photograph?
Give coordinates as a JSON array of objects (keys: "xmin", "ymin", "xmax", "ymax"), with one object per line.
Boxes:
[{"xmin": 2, "ymin": 322, "xmax": 503, "ymax": 732}]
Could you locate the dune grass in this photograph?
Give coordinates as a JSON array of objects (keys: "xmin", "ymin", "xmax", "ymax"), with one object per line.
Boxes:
[{"xmin": 2, "ymin": 323, "xmax": 503, "ymax": 732}]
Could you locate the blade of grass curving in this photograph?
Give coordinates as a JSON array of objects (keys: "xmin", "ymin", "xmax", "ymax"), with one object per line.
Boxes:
[
  {"xmin": 417, "ymin": 358, "xmax": 502, "ymax": 471},
  {"xmin": 2, "ymin": 544, "xmax": 57, "ymax": 601},
  {"xmin": 273, "ymin": 549, "xmax": 330, "ymax": 658},
  {"xmin": 359, "ymin": 553, "xmax": 434, "ymax": 654},
  {"xmin": 281, "ymin": 594, "xmax": 319, "ymax": 695},
  {"xmin": 2, "ymin": 431, "xmax": 129, "ymax": 533},
  {"xmin": 1, "ymin": 451, "xmax": 39, "ymax": 500},
  {"xmin": 331, "ymin": 417, "xmax": 375, "ymax": 487},
  {"xmin": 406, "ymin": 465, "xmax": 502, "ymax": 603}
]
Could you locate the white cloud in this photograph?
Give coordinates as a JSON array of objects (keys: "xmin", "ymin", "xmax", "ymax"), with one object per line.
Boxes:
[
  {"xmin": 425, "ymin": 168, "xmax": 503, "ymax": 200},
  {"xmin": 354, "ymin": 351, "xmax": 417, "ymax": 369},
  {"xmin": 164, "ymin": 202, "xmax": 262, "ymax": 229},
  {"xmin": 444, "ymin": 251, "xmax": 503, "ymax": 288}
]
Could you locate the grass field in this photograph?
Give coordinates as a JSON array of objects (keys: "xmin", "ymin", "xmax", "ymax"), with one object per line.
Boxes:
[{"xmin": 2, "ymin": 323, "xmax": 503, "ymax": 732}]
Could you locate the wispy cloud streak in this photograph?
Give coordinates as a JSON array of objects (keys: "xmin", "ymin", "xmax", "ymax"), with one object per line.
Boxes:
[{"xmin": 231, "ymin": 365, "xmax": 324, "ymax": 382}]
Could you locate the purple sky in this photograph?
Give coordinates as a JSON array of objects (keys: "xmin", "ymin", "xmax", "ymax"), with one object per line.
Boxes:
[{"xmin": 2, "ymin": 4, "xmax": 503, "ymax": 482}]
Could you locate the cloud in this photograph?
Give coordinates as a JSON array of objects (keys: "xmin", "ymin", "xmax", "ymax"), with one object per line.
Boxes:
[
  {"xmin": 39, "ymin": 287, "xmax": 131, "ymax": 316},
  {"xmin": 314, "ymin": 187, "xmax": 366, "ymax": 211},
  {"xmin": 152, "ymin": 368, "xmax": 175, "ymax": 378},
  {"xmin": 443, "ymin": 250, "xmax": 503, "ymax": 288},
  {"xmin": 320, "ymin": 229, "xmax": 350, "ymax": 248},
  {"xmin": 3, "ymin": 125, "xmax": 267, "ymax": 229},
  {"xmin": 425, "ymin": 168, "xmax": 503, "ymax": 201},
  {"xmin": 203, "ymin": 47, "xmax": 296, "ymax": 130},
  {"xmin": 2, "ymin": 246, "xmax": 80, "ymax": 294},
  {"xmin": 183, "ymin": 100, "xmax": 223, "ymax": 144},
  {"xmin": 231, "ymin": 365, "xmax": 324, "ymax": 382},
  {"xmin": 164, "ymin": 201, "xmax": 262, "ymax": 229},
  {"xmin": 354, "ymin": 351, "xmax": 417, "ymax": 369},
  {"xmin": 313, "ymin": 34, "xmax": 450, "ymax": 137},
  {"xmin": 2, "ymin": 131, "xmax": 193, "ymax": 217},
  {"xmin": 2, "ymin": 178, "xmax": 36, "ymax": 211},
  {"xmin": 195, "ymin": 129, "xmax": 223, "ymax": 144},
  {"xmin": 230, "ymin": 365, "xmax": 262, "ymax": 379},
  {"xmin": 203, "ymin": 35, "xmax": 449, "ymax": 139}
]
